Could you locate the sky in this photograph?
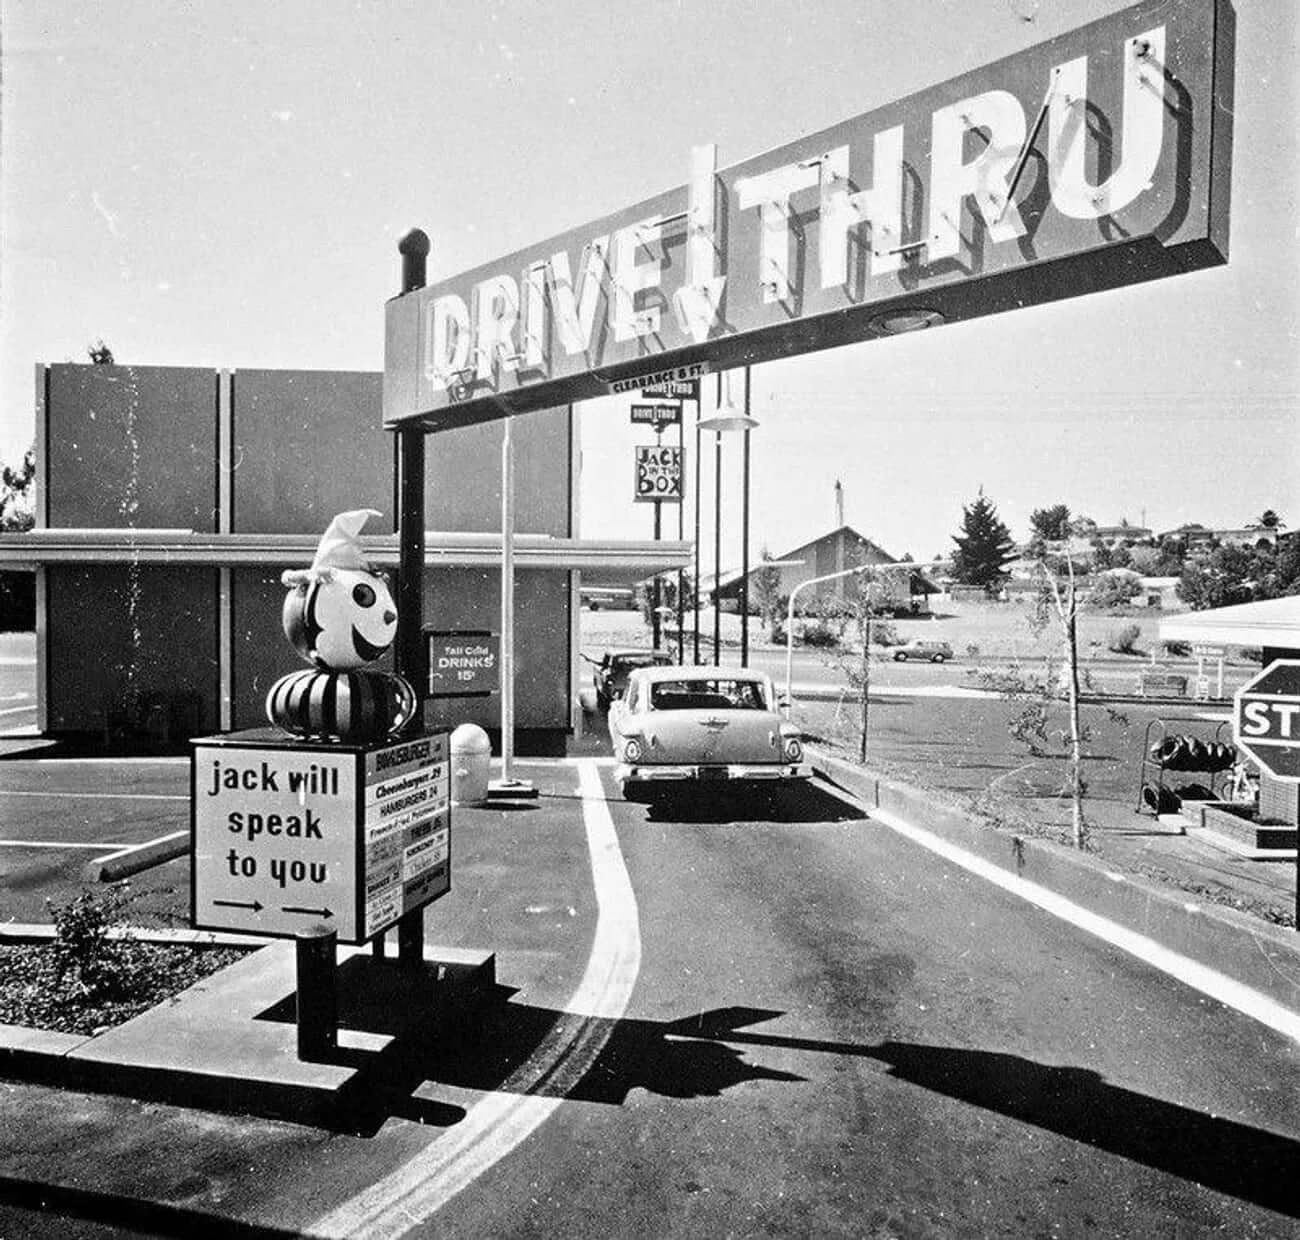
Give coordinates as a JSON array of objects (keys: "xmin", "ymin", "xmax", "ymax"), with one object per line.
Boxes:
[{"xmin": 1, "ymin": 0, "xmax": 1296, "ymax": 567}]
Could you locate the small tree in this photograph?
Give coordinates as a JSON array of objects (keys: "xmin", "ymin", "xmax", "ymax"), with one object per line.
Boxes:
[
  {"xmin": 753, "ymin": 548, "xmax": 782, "ymax": 636},
  {"xmin": 1029, "ymin": 504, "xmax": 1072, "ymax": 543},
  {"xmin": 1, "ymin": 447, "xmax": 35, "ymax": 532},
  {"xmin": 1032, "ymin": 540, "xmax": 1087, "ymax": 848},
  {"xmin": 88, "ymin": 339, "xmax": 115, "ymax": 365},
  {"xmin": 951, "ymin": 491, "xmax": 1015, "ymax": 593}
]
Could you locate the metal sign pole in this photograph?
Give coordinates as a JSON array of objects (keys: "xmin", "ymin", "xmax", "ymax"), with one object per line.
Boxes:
[
  {"xmin": 501, "ymin": 417, "xmax": 515, "ymax": 780},
  {"xmin": 678, "ymin": 406, "xmax": 686, "ymax": 664},
  {"xmin": 652, "ymin": 424, "xmax": 662, "ymax": 650},
  {"xmin": 394, "ymin": 229, "xmax": 430, "ymax": 965},
  {"xmin": 491, "ymin": 416, "xmax": 536, "ymax": 799}
]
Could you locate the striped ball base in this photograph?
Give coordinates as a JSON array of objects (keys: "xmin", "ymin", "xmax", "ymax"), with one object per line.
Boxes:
[{"xmin": 266, "ymin": 669, "xmax": 417, "ymax": 744}]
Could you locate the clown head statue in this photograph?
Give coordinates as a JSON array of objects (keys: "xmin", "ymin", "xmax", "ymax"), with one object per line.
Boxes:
[{"xmin": 281, "ymin": 509, "xmax": 397, "ymax": 670}]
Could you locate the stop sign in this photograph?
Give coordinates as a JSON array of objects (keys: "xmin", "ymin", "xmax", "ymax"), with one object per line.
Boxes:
[{"xmin": 1234, "ymin": 659, "xmax": 1300, "ymax": 782}]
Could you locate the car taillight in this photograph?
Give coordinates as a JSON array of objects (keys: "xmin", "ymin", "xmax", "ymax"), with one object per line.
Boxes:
[
  {"xmin": 783, "ymin": 736, "xmax": 803, "ymax": 762},
  {"xmin": 623, "ymin": 737, "xmax": 643, "ymax": 763}
]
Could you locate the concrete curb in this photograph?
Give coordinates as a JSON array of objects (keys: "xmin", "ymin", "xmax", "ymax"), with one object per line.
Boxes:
[
  {"xmin": 809, "ymin": 747, "xmax": 1300, "ymax": 1019},
  {"xmin": 0, "ymin": 922, "xmax": 264, "ymax": 948},
  {"xmin": 81, "ymin": 832, "xmax": 189, "ymax": 883},
  {"xmin": 0, "ymin": 940, "xmax": 497, "ymax": 1125}
]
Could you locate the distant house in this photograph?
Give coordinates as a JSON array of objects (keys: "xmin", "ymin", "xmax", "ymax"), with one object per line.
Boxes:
[
  {"xmin": 1084, "ymin": 522, "xmax": 1153, "ymax": 548},
  {"xmin": 1156, "ymin": 523, "xmax": 1215, "ymax": 547},
  {"xmin": 712, "ymin": 524, "xmax": 936, "ymax": 615},
  {"xmin": 1156, "ymin": 522, "xmax": 1278, "ymax": 548}
]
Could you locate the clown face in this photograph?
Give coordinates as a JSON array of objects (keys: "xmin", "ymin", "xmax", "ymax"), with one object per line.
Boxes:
[{"xmin": 282, "ymin": 568, "xmax": 398, "ymax": 670}]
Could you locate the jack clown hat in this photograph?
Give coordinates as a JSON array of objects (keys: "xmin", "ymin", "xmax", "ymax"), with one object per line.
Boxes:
[{"xmin": 281, "ymin": 508, "xmax": 382, "ymax": 587}]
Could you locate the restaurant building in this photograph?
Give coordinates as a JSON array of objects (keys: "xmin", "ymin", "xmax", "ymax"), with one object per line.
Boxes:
[{"xmin": 0, "ymin": 363, "xmax": 688, "ymax": 752}]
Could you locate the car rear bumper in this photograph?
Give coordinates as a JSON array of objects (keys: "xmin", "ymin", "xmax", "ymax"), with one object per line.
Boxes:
[{"xmin": 615, "ymin": 762, "xmax": 811, "ymax": 784}]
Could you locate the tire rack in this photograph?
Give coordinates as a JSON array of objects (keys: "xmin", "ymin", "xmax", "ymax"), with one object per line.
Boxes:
[{"xmin": 1136, "ymin": 716, "xmax": 1235, "ymax": 817}]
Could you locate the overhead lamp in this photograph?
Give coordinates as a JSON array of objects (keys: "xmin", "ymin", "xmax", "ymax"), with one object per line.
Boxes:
[
  {"xmin": 869, "ymin": 307, "xmax": 945, "ymax": 335},
  {"xmin": 697, "ymin": 411, "xmax": 760, "ymax": 433},
  {"xmin": 698, "ymin": 369, "xmax": 760, "ymax": 434}
]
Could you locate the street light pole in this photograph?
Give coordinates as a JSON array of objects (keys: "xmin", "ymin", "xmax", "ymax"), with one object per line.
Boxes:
[
  {"xmin": 782, "ymin": 558, "xmax": 950, "ymax": 711},
  {"xmin": 693, "ymin": 402, "xmax": 702, "ymax": 665},
  {"xmin": 698, "ymin": 368, "xmax": 760, "ymax": 671},
  {"xmin": 740, "ymin": 366, "xmax": 752, "ymax": 667},
  {"xmin": 712, "ymin": 422, "xmax": 722, "ymax": 665}
]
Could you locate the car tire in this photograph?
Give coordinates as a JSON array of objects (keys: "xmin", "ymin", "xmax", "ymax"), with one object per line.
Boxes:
[
  {"xmin": 931, "ymin": 654, "xmax": 946, "ymax": 663},
  {"xmin": 894, "ymin": 653, "xmax": 907, "ymax": 662}
]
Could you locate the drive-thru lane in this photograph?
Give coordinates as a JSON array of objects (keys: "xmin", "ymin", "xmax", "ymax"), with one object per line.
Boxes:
[
  {"xmin": 0, "ymin": 762, "xmax": 1297, "ymax": 1238},
  {"xmin": 420, "ymin": 771, "xmax": 1299, "ymax": 1239}
]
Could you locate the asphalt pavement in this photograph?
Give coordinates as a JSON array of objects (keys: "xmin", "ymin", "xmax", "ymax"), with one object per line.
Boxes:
[{"xmin": 0, "ymin": 758, "xmax": 1296, "ymax": 1238}]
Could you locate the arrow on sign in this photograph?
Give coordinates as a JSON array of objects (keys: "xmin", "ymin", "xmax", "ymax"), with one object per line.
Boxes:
[
  {"xmin": 214, "ymin": 898, "xmax": 263, "ymax": 913},
  {"xmin": 282, "ymin": 905, "xmax": 334, "ymax": 919}
]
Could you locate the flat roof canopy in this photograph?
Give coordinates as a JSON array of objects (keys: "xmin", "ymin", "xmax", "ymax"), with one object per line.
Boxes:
[
  {"xmin": 1159, "ymin": 597, "xmax": 1300, "ymax": 649},
  {"xmin": 385, "ymin": 0, "xmax": 1234, "ymax": 433}
]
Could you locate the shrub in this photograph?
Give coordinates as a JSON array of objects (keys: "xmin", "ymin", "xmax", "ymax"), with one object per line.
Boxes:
[
  {"xmin": 869, "ymin": 620, "xmax": 900, "ymax": 647},
  {"xmin": 799, "ymin": 619, "xmax": 840, "ymax": 648},
  {"xmin": 47, "ymin": 887, "xmax": 143, "ymax": 1000},
  {"xmin": 1163, "ymin": 640, "xmax": 1191, "ymax": 658},
  {"xmin": 1108, "ymin": 623, "xmax": 1142, "ymax": 655}
]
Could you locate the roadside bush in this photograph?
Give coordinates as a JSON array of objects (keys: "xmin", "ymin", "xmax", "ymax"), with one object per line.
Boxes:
[
  {"xmin": 1088, "ymin": 572, "xmax": 1142, "ymax": 609},
  {"xmin": 799, "ymin": 619, "xmax": 840, "ymax": 648},
  {"xmin": 869, "ymin": 620, "xmax": 900, "ymax": 647},
  {"xmin": 1163, "ymin": 640, "xmax": 1191, "ymax": 658},
  {"xmin": 1108, "ymin": 623, "xmax": 1142, "ymax": 655},
  {"xmin": 48, "ymin": 887, "xmax": 143, "ymax": 999}
]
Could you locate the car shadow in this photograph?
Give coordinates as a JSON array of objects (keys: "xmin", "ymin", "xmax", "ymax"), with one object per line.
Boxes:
[{"xmin": 639, "ymin": 782, "xmax": 867, "ymax": 825}]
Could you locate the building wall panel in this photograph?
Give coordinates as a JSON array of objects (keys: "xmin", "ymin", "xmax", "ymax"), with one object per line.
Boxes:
[
  {"xmin": 45, "ymin": 565, "xmax": 219, "ymax": 735},
  {"xmin": 426, "ymin": 406, "xmax": 572, "ymax": 535},
  {"xmin": 45, "ymin": 365, "xmax": 217, "ymax": 532},
  {"xmin": 231, "ymin": 370, "xmax": 392, "ymax": 535}
]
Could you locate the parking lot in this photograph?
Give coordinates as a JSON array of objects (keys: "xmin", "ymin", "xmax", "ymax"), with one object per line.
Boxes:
[{"xmin": 0, "ymin": 750, "xmax": 192, "ymax": 924}]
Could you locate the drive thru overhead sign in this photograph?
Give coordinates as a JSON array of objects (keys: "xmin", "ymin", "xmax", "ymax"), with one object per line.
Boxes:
[
  {"xmin": 1234, "ymin": 660, "xmax": 1300, "ymax": 782},
  {"xmin": 385, "ymin": 0, "xmax": 1234, "ymax": 433}
]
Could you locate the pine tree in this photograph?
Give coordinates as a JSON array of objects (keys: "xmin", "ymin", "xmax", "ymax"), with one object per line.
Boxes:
[{"xmin": 951, "ymin": 491, "xmax": 1015, "ymax": 591}]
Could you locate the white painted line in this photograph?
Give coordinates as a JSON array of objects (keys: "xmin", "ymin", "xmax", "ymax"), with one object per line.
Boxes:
[
  {"xmin": 0, "ymin": 704, "xmax": 36, "ymax": 719},
  {"xmin": 16, "ymin": 756, "xmax": 189, "ymax": 766},
  {"xmin": 870, "ymin": 807, "xmax": 1300, "ymax": 1046},
  {"xmin": 0, "ymin": 840, "xmax": 131, "ymax": 850},
  {"xmin": 311, "ymin": 760, "xmax": 642, "ymax": 1239},
  {"xmin": 91, "ymin": 830, "xmax": 188, "ymax": 864},
  {"xmin": 0, "ymin": 658, "xmax": 35, "ymax": 667},
  {"xmin": 0, "ymin": 790, "xmax": 187, "ymax": 801}
]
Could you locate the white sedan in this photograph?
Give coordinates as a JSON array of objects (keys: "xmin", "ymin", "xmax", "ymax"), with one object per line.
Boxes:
[{"xmin": 609, "ymin": 665, "xmax": 810, "ymax": 802}]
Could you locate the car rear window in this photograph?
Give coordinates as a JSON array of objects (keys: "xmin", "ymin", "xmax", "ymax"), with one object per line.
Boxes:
[
  {"xmin": 650, "ymin": 679, "xmax": 768, "ymax": 710},
  {"xmin": 613, "ymin": 654, "xmax": 671, "ymax": 673}
]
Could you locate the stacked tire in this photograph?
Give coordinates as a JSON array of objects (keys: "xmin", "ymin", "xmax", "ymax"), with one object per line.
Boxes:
[{"xmin": 1147, "ymin": 735, "xmax": 1237, "ymax": 772}]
